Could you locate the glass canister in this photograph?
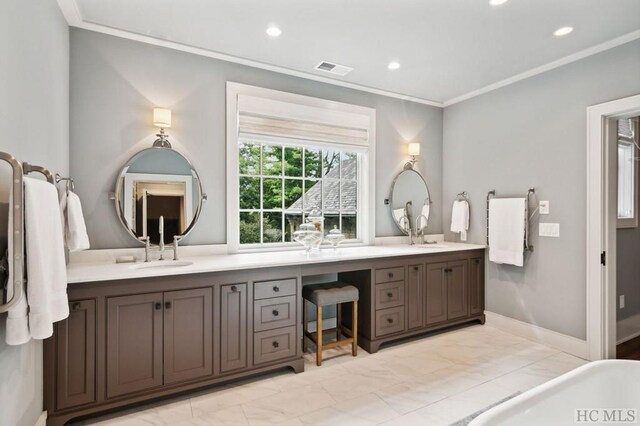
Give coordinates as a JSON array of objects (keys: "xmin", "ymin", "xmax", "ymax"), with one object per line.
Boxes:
[
  {"xmin": 325, "ymin": 225, "xmax": 345, "ymax": 253},
  {"xmin": 306, "ymin": 209, "xmax": 325, "ymax": 236}
]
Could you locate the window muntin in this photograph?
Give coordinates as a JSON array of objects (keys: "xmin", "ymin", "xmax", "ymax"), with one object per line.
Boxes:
[{"xmin": 238, "ymin": 140, "xmax": 360, "ymax": 246}]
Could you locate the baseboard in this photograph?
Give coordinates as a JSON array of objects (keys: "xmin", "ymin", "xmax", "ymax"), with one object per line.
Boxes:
[
  {"xmin": 35, "ymin": 411, "xmax": 47, "ymax": 426},
  {"xmin": 616, "ymin": 313, "xmax": 640, "ymax": 344},
  {"xmin": 485, "ymin": 311, "xmax": 588, "ymax": 359}
]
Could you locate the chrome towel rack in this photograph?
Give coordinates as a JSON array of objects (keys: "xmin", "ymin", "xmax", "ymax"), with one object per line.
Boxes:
[
  {"xmin": 55, "ymin": 173, "xmax": 75, "ymax": 192},
  {"xmin": 486, "ymin": 188, "xmax": 535, "ymax": 252},
  {"xmin": 0, "ymin": 152, "xmax": 54, "ymax": 313}
]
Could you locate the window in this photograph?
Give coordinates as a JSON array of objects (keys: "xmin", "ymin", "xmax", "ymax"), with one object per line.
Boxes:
[
  {"xmin": 227, "ymin": 83, "xmax": 375, "ymax": 252},
  {"xmin": 617, "ymin": 117, "xmax": 639, "ymax": 228},
  {"xmin": 238, "ymin": 141, "xmax": 360, "ymax": 245}
]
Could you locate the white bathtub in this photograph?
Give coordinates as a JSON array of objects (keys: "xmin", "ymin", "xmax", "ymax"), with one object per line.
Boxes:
[{"xmin": 471, "ymin": 360, "xmax": 640, "ymax": 426}]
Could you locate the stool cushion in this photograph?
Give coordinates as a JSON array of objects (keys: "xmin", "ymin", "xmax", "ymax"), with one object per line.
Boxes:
[{"xmin": 302, "ymin": 281, "xmax": 359, "ymax": 306}]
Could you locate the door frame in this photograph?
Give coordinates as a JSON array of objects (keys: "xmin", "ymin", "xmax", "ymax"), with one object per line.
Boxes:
[{"xmin": 586, "ymin": 93, "xmax": 640, "ymax": 360}]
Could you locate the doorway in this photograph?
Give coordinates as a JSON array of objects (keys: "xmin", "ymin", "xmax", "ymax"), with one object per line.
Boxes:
[{"xmin": 586, "ymin": 94, "xmax": 640, "ymax": 361}]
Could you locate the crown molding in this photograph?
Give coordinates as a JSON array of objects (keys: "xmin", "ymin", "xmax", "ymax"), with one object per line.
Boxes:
[{"xmin": 57, "ymin": 0, "xmax": 640, "ymax": 109}]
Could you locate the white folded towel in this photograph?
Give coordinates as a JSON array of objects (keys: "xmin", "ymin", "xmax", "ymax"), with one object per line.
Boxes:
[
  {"xmin": 417, "ymin": 204, "xmax": 430, "ymax": 230},
  {"xmin": 451, "ymin": 200, "xmax": 470, "ymax": 241},
  {"xmin": 60, "ymin": 190, "xmax": 90, "ymax": 251},
  {"xmin": 5, "ymin": 185, "xmax": 30, "ymax": 346},
  {"xmin": 488, "ymin": 198, "xmax": 526, "ymax": 267},
  {"xmin": 393, "ymin": 207, "xmax": 409, "ymax": 231},
  {"xmin": 23, "ymin": 177, "xmax": 68, "ymax": 340}
]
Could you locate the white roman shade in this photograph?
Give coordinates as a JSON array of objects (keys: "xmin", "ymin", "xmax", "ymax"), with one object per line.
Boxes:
[{"xmin": 237, "ymin": 94, "xmax": 371, "ymax": 147}]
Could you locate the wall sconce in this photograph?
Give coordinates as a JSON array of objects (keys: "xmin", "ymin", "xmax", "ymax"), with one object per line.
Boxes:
[
  {"xmin": 405, "ymin": 142, "xmax": 421, "ymax": 169},
  {"xmin": 153, "ymin": 108, "xmax": 172, "ymax": 148}
]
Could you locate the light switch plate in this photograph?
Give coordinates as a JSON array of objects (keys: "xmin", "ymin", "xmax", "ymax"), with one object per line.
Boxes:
[
  {"xmin": 620, "ymin": 295, "xmax": 625, "ymax": 309},
  {"xmin": 539, "ymin": 200, "xmax": 550, "ymax": 215},
  {"xmin": 539, "ymin": 223, "xmax": 560, "ymax": 237}
]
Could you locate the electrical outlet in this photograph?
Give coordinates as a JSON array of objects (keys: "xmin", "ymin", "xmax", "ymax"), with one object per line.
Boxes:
[
  {"xmin": 539, "ymin": 200, "xmax": 550, "ymax": 215},
  {"xmin": 539, "ymin": 223, "xmax": 560, "ymax": 237},
  {"xmin": 620, "ymin": 295, "xmax": 625, "ymax": 309}
]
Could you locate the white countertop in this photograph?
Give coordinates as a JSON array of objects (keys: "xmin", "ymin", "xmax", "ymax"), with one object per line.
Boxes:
[{"xmin": 66, "ymin": 241, "xmax": 485, "ymax": 284}]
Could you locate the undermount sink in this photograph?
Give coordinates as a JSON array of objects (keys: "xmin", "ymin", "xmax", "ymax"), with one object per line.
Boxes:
[
  {"xmin": 133, "ymin": 260, "xmax": 194, "ymax": 269},
  {"xmin": 417, "ymin": 244, "xmax": 449, "ymax": 249}
]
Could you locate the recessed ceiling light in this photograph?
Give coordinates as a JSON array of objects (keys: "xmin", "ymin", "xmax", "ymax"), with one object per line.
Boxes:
[
  {"xmin": 553, "ymin": 26, "xmax": 574, "ymax": 37},
  {"xmin": 266, "ymin": 26, "xmax": 282, "ymax": 37},
  {"xmin": 489, "ymin": 0, "xmax": 509, "ymax": 6},
  {"xmin": 388, "ymin": 61, "xmax": 401, "ymax": 70}
]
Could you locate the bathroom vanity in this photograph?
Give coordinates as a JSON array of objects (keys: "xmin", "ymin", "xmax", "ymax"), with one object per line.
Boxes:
[{"xmin": 43, "ymin": 244, "xmax": 485, "ymax": 425}]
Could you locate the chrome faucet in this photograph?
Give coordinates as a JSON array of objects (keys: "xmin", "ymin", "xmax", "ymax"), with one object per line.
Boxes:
[
  {"xmin": 139, "ymin": 236, "xmax": 151, "ymax": 262},
  {"xmin": 399, "ymin": 215, "xmax": 414, "ymax": 245},
  {"xmin": 415, "ymin": 214, "xmax": 428, "ymax": 245},
  {"xmin": 173, "ymin": 235, "xmax": 180, "ymax": 261},
  {"xmin": 158, "ymin": 216, "xmax": 165, "ymax": 260}
]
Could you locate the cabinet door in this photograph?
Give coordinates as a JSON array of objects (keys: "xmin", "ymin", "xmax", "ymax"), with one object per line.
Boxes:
[
  {"xmin": 220, "ymin": 283, "xmax": 248, "ymax": 373},
  {"xmin": 56, "ymin": 299, "xmax": 96, "ymax": 410},
  {"xmin": 107, "ymin": 293, "xmax": 163, "ymax": 398},
  {"xmin": 425, "ymin": 262, "xmax": 447, "ymax": 325},
  {"xmin": 164, "ymin": 288, "xmax": 213, "ymax": 384},
  {"xmin": 469, "ymin": 257, "xmax": 484, "ymax": 316},
  {"xmin": 407, "ymin": 265, "xmax": 424, "ymax": 329},
  {"xmin": 447, "ymin": 260, "xmax": 468, "ymax": 320}
]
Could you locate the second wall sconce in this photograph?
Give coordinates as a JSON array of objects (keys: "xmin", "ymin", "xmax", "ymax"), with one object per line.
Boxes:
[{"xmin": 153, "ymin": 108, "xmax": 172, "ymax": 148}]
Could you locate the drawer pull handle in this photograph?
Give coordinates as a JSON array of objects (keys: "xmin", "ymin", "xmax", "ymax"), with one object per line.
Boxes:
[
  {"xmin": 72, "ymin": 302, "xmax": 81, "ymax": 310},
  {"xmin": 272, "ymin": 341, "xmax": 280, "ymax": 348},
  {"xmin": 388, "ymin": 272, "xmax": 394, "ymax": 278},
  {"xmin": 231, "ymin": 285, "xmax": 238, "ymax": 292},
  {"xmin": 414, "ymin": 266, "xmax": 419, "ymax": 271},
  {"xmin": 273, "ymin": 286, "xmax": 280, "ymax": 293},
  {"xmin": 155, "ymin": 302, "xmax": 162, "ymax": 310},
  {"xmin": 165, "ymin": 301, "xmax": 172, "ymax": 309},
  {"xmin": 387, "ymin": 318, "xmax": 393, "ymax": 324},
  {"xmin": 445, "ymin": 268, "xmax": 452, "ymax": 273},
  {"xmin": 387, "ymin": 292, "xmax": 393, "ymax": 298},
  {"xmin": 272, "ymin": 309, "xmax": 279, "ymax": 317}
]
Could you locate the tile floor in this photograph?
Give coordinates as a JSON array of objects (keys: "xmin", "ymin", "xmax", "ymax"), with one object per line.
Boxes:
[{"xmin": 77, "ymin": 325, "xmax": 588, "ymax": 426}]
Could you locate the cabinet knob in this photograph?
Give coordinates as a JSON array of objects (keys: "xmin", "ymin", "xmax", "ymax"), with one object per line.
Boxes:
[
  {"xmin": 272, "ymin": 309, "xmax": 279, "ymax": 317},
  {"xmin": 387, "ymin": 318, "xmax": 393, "ymax": 324},
  {"xmin": 71, "ymin": 302, "xmax": 81, "ymax": 310},
  {"xmin": 387, "ymin": 292, "xmax": 393, "ymax": 298},
  {"xmin": 155, "ymin": 302, "xmax": 162, "ymax": 310},
  {"xmin": 273, "ymin": 286, "xmax": 280, "ymax": 293},
  {"xmin": 475, "ymin": 259, "xmax": 480, "ymax": 264},
  {"xmin": 231, "ymin": 285, "xmax": 238, "ymax": 292},
  {"xmin": 413, "ymin": 266, "xmax": 419, "ymax": 271},
  {"xmin": 388, "ymin": 272, "xmax": 394, "ymax": 278},
  {"xmin": 165, "ymin": 301, "xmax": 172, "ymax": 309},
  {"xmin": 272, "ymin": 341, "xmax": 280, "ymax": 348}
]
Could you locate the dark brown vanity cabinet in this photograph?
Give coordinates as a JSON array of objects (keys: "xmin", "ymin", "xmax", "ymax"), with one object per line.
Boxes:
[
  {"xmin": 359, "ymin": 249, "xmax": 485, "ymax": 353},
  {"xmin": 220, "ymin": 283, "xmax": 248, "ymax": 373},
  {"xmin": 55, "ymin": 299, "xmax": 96, "ymax": 410},
  {"xmin": 106, "ymin": 288, "xmax": 213, "ymax": 397}
]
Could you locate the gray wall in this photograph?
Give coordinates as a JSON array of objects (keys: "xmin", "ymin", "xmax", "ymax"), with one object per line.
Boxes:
[
  {"xmin": 0, "ymin": 1, "xmax": 69, "ymax": 425},
  {"xmin": 70, "ymin": 29, "xmax": 443, "ymax": 249},
  {"xmin": 443, "ymin": 39, "xmax": 640, "ymax": 340}
]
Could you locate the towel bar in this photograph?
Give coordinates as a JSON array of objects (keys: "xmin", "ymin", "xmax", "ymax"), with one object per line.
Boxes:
[
  {"xmin": 486, "ymin": 188, "xmax": 535, "ymax": 252},
  {"xmin": 0, "ymin": 153, "xmax": 55, "ymax": 312}
]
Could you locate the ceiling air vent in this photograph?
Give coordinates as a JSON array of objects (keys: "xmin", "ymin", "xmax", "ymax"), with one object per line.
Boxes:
[{"xmin": 314, "ymin": 61, "xmax": 353, "ymax": 76}]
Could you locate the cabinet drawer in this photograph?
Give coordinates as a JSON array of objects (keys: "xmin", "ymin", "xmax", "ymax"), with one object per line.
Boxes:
[
  {"xmin": 253, "ymin": 326, "xmax": 297, "ymax": 365},
  {"xmin": 254, "ymin": 296, "xmax": 296, "ymax": 332},
  {"xmin": 375, "ymin": 281, "xmax": 405, "ymax": 310},
  {"xmin": 254, "ymin": 279, "xmax": 297, "ymax": 300},
  {"xmin": 375, "ymin": 267, "xmax": 405, "ymax": 284},
  {"xmin": 375, "ymin": 306, "xmax": 406, "ymax": 337}
]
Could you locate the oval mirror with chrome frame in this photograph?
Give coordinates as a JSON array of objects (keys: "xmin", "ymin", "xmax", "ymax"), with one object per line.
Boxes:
[
  {"xmin": 113, "ymin": 146, "xmax": 206, "ymax": 245},
  {"xmin": 389, "ymin": 164, "xmax": 431, "ymax": 236}
]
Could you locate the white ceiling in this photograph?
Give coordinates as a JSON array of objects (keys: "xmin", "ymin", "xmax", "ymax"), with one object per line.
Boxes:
[{"xmin": 60, "ymin": 0, "xmax": 640, "ymax": 106}]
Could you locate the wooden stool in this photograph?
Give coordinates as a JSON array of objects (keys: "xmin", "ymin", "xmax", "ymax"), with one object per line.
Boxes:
[{"xmin": 302, "ymin": 281, "xmax": 358, "ymax": 366}]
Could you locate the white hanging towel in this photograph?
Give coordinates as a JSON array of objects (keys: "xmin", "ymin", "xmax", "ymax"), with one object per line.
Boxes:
[
  {"xmin": 20, "ymin": 177, "xmax": 68, "ymax": 341},
  {"xmin": 417, "ymin": 204, "xmax": 430, "ymax": 229},
  {"xmin": 450, "ymin": 200, "xmax": 469, "ymax": 241},
  {"xmin": 488, "ymin": 198, "xmax": 526, "ymax": 267},
  {"xmin": 60, "ymin": 190, "xmax": 90, "ymax": 251},
  {"xmin": 5, "ymin": 185, "xmax": 30, "ymax": 345}
]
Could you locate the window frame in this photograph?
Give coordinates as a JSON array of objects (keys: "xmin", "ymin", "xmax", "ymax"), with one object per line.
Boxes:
[
  {"xmin": 226, "ymin": 82, "xmax": 376, "ymax": 253},
  {"xmin": 617, "ymin": 117, "xmax": 640, "ymax": 229}
]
